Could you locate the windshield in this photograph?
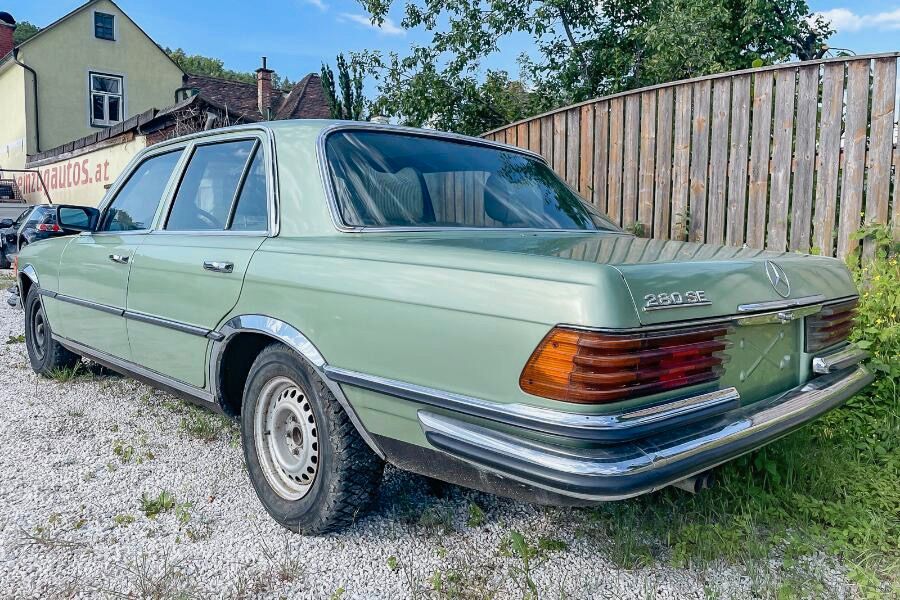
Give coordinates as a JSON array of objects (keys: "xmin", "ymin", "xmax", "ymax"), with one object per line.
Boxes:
[{"xmin": 325, "ymin": 130, "xmax": 619, "ymax": 231}]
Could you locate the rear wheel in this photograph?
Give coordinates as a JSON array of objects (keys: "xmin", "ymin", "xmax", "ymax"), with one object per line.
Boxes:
[
  {"xmin": 23, "ymin": 285, "xmax": 80, "ymax": 375},
  {"xmin": 241, "ymin": 343, "xmax": 384, "ymax": 533}
]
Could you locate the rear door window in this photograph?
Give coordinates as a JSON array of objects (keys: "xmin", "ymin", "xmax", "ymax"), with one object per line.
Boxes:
[{"xmin": 165, "ymin": 140, "xmax": 257, "ymax": 231}]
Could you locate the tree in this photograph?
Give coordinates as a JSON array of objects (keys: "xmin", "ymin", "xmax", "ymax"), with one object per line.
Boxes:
[
  {"xmin": 166, "ymin": 48, "xmax": 294, "ymax": 90},
  {"xmin": 360, "ymin": 0, "xmax": 833, "ymax": 110},
  {"xmin": 12, "ymin": 21, "xmax": 40, "ymax": 45},
  {"xmin": 321, "ymin": 54, "xmax": 366, "ymax": 120}
]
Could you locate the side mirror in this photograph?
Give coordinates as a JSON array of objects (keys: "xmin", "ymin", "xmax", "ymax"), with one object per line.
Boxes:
[
  {"xmin": 56, "ymin": 205, "xmax": 101, "ymax": 233},
  {"xmin": 0, "ymin": 219, "xmax": 13, "ymax": 229}
]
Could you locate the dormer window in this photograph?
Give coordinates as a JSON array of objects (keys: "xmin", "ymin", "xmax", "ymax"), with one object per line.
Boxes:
[
  {"xmin": 90, "ymin": 72, "xmax": 123, "ymax": 127},
  {"xmin": 94, "ymin": 12, "xmax": 115, "ymax": 40}
]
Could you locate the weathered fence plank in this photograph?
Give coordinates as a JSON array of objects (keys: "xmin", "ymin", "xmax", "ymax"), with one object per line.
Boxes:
[
  {"xmin": 608, "ymin": 97, "xmax": 625, "ymax": 223},
  {"xmin": 528, "ymin": 120, "xmax": 541, "ymax": 154},
  {"xmin": 505, "ymin": 126, "xmax": 517, "ymax": 146},
  {"xmin": 671, "ymin": 84, "xmax": 692, "ymax": 240},
  {"xmin": 622, "ymin": 94, "xmax": 641, "ymax": 228},
  {"xmin": 553, "ymin": 111, "xmax": 567, "ymax": 177},
  {"xmin": 767, "ymin": 68, "xmax": 796, "ymax": 251},
  {"xmin": 516, "ymin": 122, "xmax": 528, "ymax": 150},
  {"xmin": 837, "ymin": 60, "xmax": 870, "ymax": 259},
  {"xmin": 812, "ymin": 63, "xmax": 844, "ymax": 255},
  {"xmin": 579, "ymin": 104, "xmax": 594, "ymax": 199},
  {"xmin": 863, "ymin": 58, "xmax": 897, "ymax": 257},
  {"xmin": 566, "ymin": 108, "xmax": 581, "ymax": 187},
  {"xmin": 540, "ymin": 115, "xmax": 553, "ymax": 162},
  {"xmin": 707, "ymin": 78, "xmax": 730, "ymax": 245},
  {"xmin": 637, "ymin": 91, "xmax": 657, "ymax": 235},
  {"xmin": 789, "ymin": 65, "xmax": 819, "ymax": 252},
  {"xmin": 746, "ymin": 71, "xmax": 774, "ymax": 248},
  {"xmin": 653, "ymin": 87, "xmax": 674, "ymax": 239},
  {"xmin": 726, "ymin": 74, "xmax": 751, "ymax": 246},
  {"xmin": 689, "ymin": 80, "xmax": 711, "ymax": 242},
  {"xmin": 593, "ymin": 101, "xmax": 609, "ymax": 209}
]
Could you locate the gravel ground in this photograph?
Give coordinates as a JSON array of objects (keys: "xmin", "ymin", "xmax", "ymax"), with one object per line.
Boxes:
[{"xmin": 0, "ymin": 281, "xmax": 858, "ymax": 599}]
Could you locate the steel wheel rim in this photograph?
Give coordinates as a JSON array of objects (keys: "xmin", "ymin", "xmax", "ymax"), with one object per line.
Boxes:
[
  {"xmin": 30, "ymin": 302, "xmax": 46, "ymax": 360},
  {"xmin": 254, "ymin": 376, "xmax": 320, "ymax": 500}
]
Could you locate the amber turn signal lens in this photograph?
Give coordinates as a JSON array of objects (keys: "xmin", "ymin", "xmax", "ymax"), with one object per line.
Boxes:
[{"xmin": 520, "ymin": 325, "xmax": 730, "ymax": 404}]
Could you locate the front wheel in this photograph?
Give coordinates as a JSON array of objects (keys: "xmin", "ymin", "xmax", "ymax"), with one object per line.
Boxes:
[
  {"xmin": 23, "ymin": 285, "xmax": 80, "ymax": 375},
  {"xmin": 241, "ymin": 343, "xmax": 384, "ymax": 533}
]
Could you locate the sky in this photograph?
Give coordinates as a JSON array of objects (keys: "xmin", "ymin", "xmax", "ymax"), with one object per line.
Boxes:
[{"xmin": 4, "ymin": 0, "xmax": 900, "ymax": 86}]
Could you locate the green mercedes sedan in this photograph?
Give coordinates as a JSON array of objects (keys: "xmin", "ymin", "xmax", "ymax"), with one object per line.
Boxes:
[{"xmin": 16, "ymin": 121, "xmax": 872, "ymax": 534}]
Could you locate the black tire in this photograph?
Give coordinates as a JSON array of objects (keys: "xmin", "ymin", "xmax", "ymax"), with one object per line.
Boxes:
[
  {"xmin": 241, "ymin": 343, "xmax": 384, "ymax": 534},
  {"xmin": 23, "ymin": 285, "xmax": 80, "ymax": 375},
  {"xmin": 0, "ymin": 251, "xmax": 10, "ymax": 270}
]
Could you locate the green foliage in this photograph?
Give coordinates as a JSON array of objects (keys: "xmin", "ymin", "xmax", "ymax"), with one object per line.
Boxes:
[
  {"xmin": 466, "ymin": 502, "xmax": 485, "ymax": 528},
  {"xmin": 321, "ymin": 54, "xmax": 366, "ymax": 120},
  {"xmin": 13, "ymin": 21, "xmax": 40, "ymax": 45},
  {"xmin": 6, "ymin": 334, "xmax": 24, "ymax": 344},
  {"xmin": 360, "ymin": 0, "xmax": 832, "ymax": 117},
  {"xmin": 113, "ymin": 513, "xmax": 135, "ymax": 527},
  {"xmin": 386, "ymin": 555, "xmax": 399, "ymax": 571},
  {"xmin": 139, "ymin": 490, "xmax": 176, "ymax": 518},
  {"xmin": 166, "ymin": 48, "xmax": 293, "ymax": 90}
]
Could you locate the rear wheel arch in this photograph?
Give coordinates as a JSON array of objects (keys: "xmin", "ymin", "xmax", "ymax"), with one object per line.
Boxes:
[
  {"xmin": 211, "ymin": 315, "xmax": 385, "ymax": 459},
  {"xmin": 18, "ymin": 264, "xmax": 39, "ymax": 303}
]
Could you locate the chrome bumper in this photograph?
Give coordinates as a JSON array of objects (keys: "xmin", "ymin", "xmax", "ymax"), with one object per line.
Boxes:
[{"xmin": 417, "ymin": 363, "xmax": 873, "ymax": 501}]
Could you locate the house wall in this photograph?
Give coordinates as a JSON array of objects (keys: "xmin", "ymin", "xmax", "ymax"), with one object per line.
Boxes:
[
  {"xmin": 14, "ymin": 0, "xmax": 183, "ymax": 152},
  {"xmin": 20, "ymin": 134, "xmax": 147, "ymax": 206},
  {"xmin": 0, "ymin": 64, "xmax": 28, "ymax": 169}
]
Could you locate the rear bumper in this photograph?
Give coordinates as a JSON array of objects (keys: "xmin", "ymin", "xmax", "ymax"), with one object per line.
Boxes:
[{"xmin": 417, "ymin": 363, "xmax": 872, "ymax": 501}]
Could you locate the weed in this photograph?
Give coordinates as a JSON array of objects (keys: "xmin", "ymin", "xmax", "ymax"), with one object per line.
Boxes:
[
  {"xmin": 105, "ymin": 553, "xmax": 198, "ymax": 599},
  {"xmin": 466, "ymin": 502, "xmax": 485, "ymax": 528},
  {"xmin": 140, "ymin": 491, "xmax": 176, "ymax": 518},
  {"xmin": 113, "ymin": 514, "xmax": 135, "ymax": 527},
  {"xmin": 258, "ymin": 535, "xmax": 305, "ymax": 583},
  {"xmin": 179, "ymin": 405, "xmax": 235, "ymax": 443},
  {"xmin": 112, "ymin": 440, "xmax": 135, "ymax": 463},
  {"xmin": 46, "ymin": 363, "xmax": 88, "ymax": 382},
  {"xmin": 386, "ymin": 555, "xmax": 399, "ymax": 571},
  {"xmin": 329, "ymin": 587, "xmax": 346, "ymax": 600},
  {"xmin": 418, "ymin": 505, "xmax": 454, "ymax": 534},
  {"xmin": 6, "ymin": 333, "xmax": 24, "ymax": 344},
  {"xmin": 500, "ymin": 530, "xmax": 568, "ymax": 598},
  {"xmin": 20, "ymin": 513, "xmax": 84, "ymax": 549}
]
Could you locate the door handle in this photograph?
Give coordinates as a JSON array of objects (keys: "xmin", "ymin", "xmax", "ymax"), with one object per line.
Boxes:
[
  {"xmin": 203, "ymin": 260, "xmax": 234, "ymax": 274},
  {"xmin": 109, "ymin": 254, "xmax": 130, "ymax": 264}
]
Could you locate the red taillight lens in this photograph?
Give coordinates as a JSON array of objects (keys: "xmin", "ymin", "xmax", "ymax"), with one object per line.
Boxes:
[
  {"xmin": 805, "ymin": 299, "xmax": 857, "ymax": 352},
  {"xmin": 36, "ymin": 224, "xmax": 61, "ymax": 232},
  {"xmin": 520, "ymin": 325, "xmax": 731, "ymax": 404}
]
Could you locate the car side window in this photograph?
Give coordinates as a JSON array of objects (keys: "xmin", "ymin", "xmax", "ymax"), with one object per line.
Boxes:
[
  {"xmin": 101, "ymin": 151, "xmax": 182, "ymax": 232},
  {"xmin": 228, "ymin": 147, "xmax": 268, "ymax": 231},
  {"xmin": 165, "ymin": 140, "xmax": 255, "ymax": 231}
]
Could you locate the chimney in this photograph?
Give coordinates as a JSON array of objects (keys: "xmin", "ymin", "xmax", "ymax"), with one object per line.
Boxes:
[
  {"xmin": 0, "ymin": 12, "xmax": 16, "ymax": 59},
  {"xmin": 256, "ymin": 56, "xmax": 274, "ymax": 120}
]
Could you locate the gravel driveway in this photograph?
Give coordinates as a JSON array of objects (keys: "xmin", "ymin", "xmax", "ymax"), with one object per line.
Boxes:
[{"xmin": 0, "ymin": 283, "xmax": 856, "ymax": 599}]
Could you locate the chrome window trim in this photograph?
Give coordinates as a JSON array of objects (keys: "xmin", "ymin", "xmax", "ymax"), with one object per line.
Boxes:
[
  {"xmin": 53, "ymin": 334, "xmax": 215, "ymax": 404},
  {"xmin": 323, "ymin": 365, "xmax": 741, "ymax": 443},
  {"xmin": 157, "ymin": 134, "xmax": 274, "ymax": 236},
  {"xmin": 208, "ymin": 315, "xmax": 384, "ymax": 458},
  {"xmin": 315, "ymin": 122, "xmax": 622, "ymax": 234}
]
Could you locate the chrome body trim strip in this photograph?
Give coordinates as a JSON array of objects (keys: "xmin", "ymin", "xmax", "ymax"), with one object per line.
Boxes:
[
  {"xmin": 42, "ymin": 292, "xmax": 223, "ymax": 340},
  {"xmin": 323, "ymin": 366, "xmax": 741, "ymax": 443},
  {"xmin": 49, "ymin": 292, "xmax": 124, "ymax": 316},
  {"xmin": 735, "ymin": 304, "xmax": 822, "ymax": 326},
  {"xmin": 737, "ymin": 294, "xmax": 827, "ymax": 313},
  {"xmin": 52, "ymin": 334, "xmax": 215, "ymax": 404},
  {"xmin": 210, "ymin": 315, "xmax": 385, "ymax": 458},
  {"xmin": 417, "ymin": 365, "xmax": 873, "ymax": 501},
  {"xmin": 812, "ymin": 344, "xmax": 869, "ymax": 374}
]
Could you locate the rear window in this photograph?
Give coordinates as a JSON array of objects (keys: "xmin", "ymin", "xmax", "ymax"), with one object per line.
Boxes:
[{"xmin": 325, "ymin": 130, "xmax": 618, "ymax": 231}]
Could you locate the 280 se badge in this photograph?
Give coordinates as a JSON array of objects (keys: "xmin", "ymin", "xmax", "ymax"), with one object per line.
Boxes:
[{"xmin": 643, "ymin": 290, "xmax": 711, "ymax": 311}]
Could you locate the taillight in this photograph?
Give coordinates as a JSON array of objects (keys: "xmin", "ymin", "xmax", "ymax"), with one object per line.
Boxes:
[
  {"xmin": 36, "ymin": 223, "xmax": 61, "ymax": 232},
  {"xmin": 805, "ymin": 299, "xmax": 857, "ymax": 352},
  {"xmin": 520, "ymin": 325, "xmax": 731, "ymax": 404}
]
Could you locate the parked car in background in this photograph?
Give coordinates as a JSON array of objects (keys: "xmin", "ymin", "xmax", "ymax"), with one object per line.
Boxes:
[
  {"xmin": 16, "ymin": 121, "xmax": 873, "ymax": 534},
  {"xmin": 0, "ymin": 205, "xmax": 66, "ymax": 268}
]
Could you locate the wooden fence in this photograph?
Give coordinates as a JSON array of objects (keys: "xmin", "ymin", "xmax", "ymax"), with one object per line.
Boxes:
[{"xmin": 482, "ymin": 53, "xmax": 900, "ymax": 259}]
